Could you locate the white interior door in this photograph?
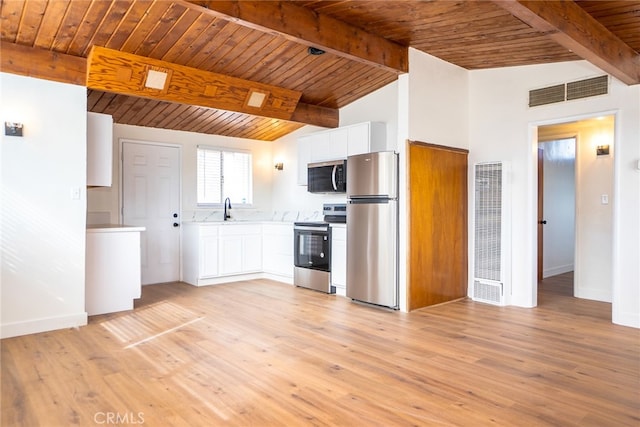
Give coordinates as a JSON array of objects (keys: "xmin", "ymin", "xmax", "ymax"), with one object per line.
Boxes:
[{"xmin": 122, "ymin": 141, "xmax": 181, "ymax": 285}]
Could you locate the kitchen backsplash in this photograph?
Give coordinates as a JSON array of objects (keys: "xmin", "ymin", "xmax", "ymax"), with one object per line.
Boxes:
[
  {"xmin": 184, "ymin": 209, "xmax": 323, "ymax": 223},
  {"xmin": 87, "ymin": 209, "xmax": 324, "ymax": 225}
]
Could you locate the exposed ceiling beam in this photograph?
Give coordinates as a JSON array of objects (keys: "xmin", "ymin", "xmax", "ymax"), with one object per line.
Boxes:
[
  {"xmin": 0, "ymin": 42, "xmax": 337, "ymax": 129},
  {"xmin": 87, "ymin": 46, "xmax": 303, "ymax": 121},
  {"xmin": 495, "ymin": 0, "xmax": 640, "ymax": 85},
  {"xmin": 0, "ymin": 42, "xmax": 86, "ymax": 86},
  {"xmin": 182, "ymin": 0, "xmax": 408, "ymax": 74},
  {"xmin": 291, "ymin": 102, "xmax": 338, "ymax": 129}
]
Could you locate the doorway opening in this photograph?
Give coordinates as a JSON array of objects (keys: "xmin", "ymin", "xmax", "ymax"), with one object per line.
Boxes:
[{"xmin": 535, "ymin": 115, "xmax": 615, "ymax": 307}]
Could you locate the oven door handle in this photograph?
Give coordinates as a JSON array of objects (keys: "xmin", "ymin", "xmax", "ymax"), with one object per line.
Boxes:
[
  {"xmin": 294, "ymin": 225, "xmax": 329, "ymax": 232},
  {"xmin": 331, "ymin": 165, "xmax": 338, "ymax": 191}
]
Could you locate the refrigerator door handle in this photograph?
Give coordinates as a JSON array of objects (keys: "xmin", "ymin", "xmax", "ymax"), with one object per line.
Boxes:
[{"xmin": 331, "ymin": 165, "xmax": 338, "ymax": 191}]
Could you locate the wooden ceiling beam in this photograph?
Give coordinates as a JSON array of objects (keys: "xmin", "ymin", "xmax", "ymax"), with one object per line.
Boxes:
[
  {"xmin": 0, "ymin": 42, "xmax": 337, "ymax": 129},
  {"xmin": 87, "ymin": 46, "xmax": 303, "ymax": 121},
  {"xmin": 0, "ymin": 42, "xmax": 86, "ymax": 86},
  {"xmin": 291, "ymin": 102, "xmax": 338, "ymax": 129},
  {"xmin": 182, "ymin": 0, "xmax": 408, "ymax": 74},
  {"xmin": 495, "ymin": 0, "xmax": 640, "ymax": 85}
]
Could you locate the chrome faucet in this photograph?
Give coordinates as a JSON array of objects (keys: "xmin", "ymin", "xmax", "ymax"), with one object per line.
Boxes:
[{"xmin": 223, "ymin": 197, "xmax": 232, "ymax": 221}]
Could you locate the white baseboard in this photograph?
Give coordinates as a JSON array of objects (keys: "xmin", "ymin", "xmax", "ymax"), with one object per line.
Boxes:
[
  {"xmin": 189, "ymin": 272, "xmax": 294, "ymax": 287},
  {"xmin": 262, "ymin": 272, "xmax": 294, "ymax": 285},
  {"xmin": 613, "ymin": 310, "xmax": 640, "ymax": 329},
  {"xmin": 575, "ymin": 287, "xmax": 612, "ymax": 303},
  {"xmin": 543, "ymin": 264, "xmax": 574, "ymax": 278},
  {"xmin": 1, "ymin": 312, "xmax": 88, "ymax": 339}
]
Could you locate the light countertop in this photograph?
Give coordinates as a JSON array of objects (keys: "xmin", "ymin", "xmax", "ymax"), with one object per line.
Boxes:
[{"xmin": 87, "ymin": 224, "xmax": 146, "ymax": 233}]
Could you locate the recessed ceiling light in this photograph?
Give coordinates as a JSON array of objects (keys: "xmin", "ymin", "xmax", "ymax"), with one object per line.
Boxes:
[
  {"xmin": 145, "ymin": 69, "xmax": 168, "ymax": 90},
  {"xmin": 246, "ymin": 90, "xmax": 267, "ymax": 108}
]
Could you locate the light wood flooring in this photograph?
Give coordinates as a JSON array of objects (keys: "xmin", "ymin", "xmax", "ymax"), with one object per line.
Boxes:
[{"xmin": 2, "ymin": 275, "xmax": 638, "ymax": 426}]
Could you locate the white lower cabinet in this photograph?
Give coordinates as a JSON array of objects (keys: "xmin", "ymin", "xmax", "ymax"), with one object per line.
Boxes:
[
  {"xmin": 183, "ymin": 222, "xmax": 265, "ymax": 286},
  {"xmin": 200, "ymin": 226, "xmax": 219, "ymax": 278},
  {"xmin": 331, "ymin": 225, "xmax": 347, "ymax": 295},
  {"xmin": 218, "ymin": 224, "xmax": 262, "ymax": 275},
  {"xmin": 262, "ymin": 223, "xmax": 294, "ymax": 279}
]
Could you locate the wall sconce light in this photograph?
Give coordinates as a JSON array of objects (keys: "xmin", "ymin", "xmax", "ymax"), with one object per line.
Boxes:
[
  {"xmin": 597, "ymin": 145, "xmax": 610, "ymax": 156},
  {"xmin": 274, "ymin": 162, "xmax": 284, "ymax": 171},
  {"xmin": 5, "ymin": 122, "xmax": 23, "ymax": 137}
]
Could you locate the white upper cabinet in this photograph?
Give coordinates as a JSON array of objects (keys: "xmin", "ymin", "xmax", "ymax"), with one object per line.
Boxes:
[
  {"xmin": 297, "ymin": 122, "xmax": 386, "ymax": 186},
  {"xmin": 297, "ymin": 136, "xmax": 311, "ymax": 186},
  {"xmin": 347, "ymin": 122, "xmax": 387, "ymax": 156},
  {"xmin": 86, "ymin": 112, "xmax": 113, "ymax": 187}
]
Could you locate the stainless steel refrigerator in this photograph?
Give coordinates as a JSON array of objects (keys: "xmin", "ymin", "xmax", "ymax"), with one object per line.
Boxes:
[{"xmin": 346, "ymin": 151, "xmax": 399, "ymax": 309}]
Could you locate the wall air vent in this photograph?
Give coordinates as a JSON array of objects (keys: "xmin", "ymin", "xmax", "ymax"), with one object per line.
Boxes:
[
  {"xmin": 472, "ymin": 161, "xmax": 510, "ymax": 306},
  {"xmin": 529, "ymin": 84, "xmax": 566, "ymax": 107},
  {"xmin": 528, "ymin": 75, "xmax": 608, "ymax": 108},
  {"xmin": 567, "ymin": 75, "xmax": 608, "ymax": 100}
]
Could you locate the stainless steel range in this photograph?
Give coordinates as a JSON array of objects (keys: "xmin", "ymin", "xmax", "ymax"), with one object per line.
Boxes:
[{"xmin": 293, "ymin": 204, "xmax": 346, "ymax": 293}]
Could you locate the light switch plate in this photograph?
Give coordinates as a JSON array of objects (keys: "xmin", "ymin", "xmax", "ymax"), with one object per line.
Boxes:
[
  {"xmin": 71, "ymin": 187, "xmax": 81, "ymax": 200},
  {"xmin": 601, "ymin": 194, "xmax": 609, "ymax": 205}
]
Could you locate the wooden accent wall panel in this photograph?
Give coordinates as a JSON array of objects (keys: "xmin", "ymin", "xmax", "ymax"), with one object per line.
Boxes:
[{"xmin": 407, "ymin": 141, "xmax": 468, "ymax": 311}]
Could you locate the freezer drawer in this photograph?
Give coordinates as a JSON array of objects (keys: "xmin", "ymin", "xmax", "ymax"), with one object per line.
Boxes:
[{"xmin": 346, "ymin": 199, "xmax": 398, "ymax": 308}]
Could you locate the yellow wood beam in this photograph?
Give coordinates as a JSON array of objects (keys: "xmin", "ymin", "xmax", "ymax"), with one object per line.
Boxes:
[
  {"xmin": 495, "ymin": 0, "xmax": 640, "ymax": 85},
  {"xmin": 183, "ymin": 0, "xmax": 408, "ymax": 74},
  {"xmin": 86, "ymin": 46, "xmax": 303, "ymax": 121},
  {"xmin": 1, "ymin": 43, "xmax": 338, "ymax": 129}
]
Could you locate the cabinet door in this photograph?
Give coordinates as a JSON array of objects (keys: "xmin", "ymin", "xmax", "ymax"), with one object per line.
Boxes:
[
  {"xmin": 262, "ymin": 225, "xmax": 294, "ymax": 277},
  {"xmin": 87, "ymin": 112, "xmax": 113, "ymax": 186},
  {"xmin": 328, "ymin": 127, "xmax": 348, "ymax": 160},
  {"xmin": 309, "ymin": 133, "xmax": 329, "ymax": 161},
  {"xmin": 331, "ymin": 227, "xmax": 347, "ymax": 288},
  {"xmin": 297, "ymin": 136, "xmax": 311, "ymax": 186},
  {"xmin": 243, "ymin": 235, "xmax": 263, "ymax": 272},
  {"xmin": 200, "ymin": 231, "xmax": 219, "ymax": 278},
  {"xmin": 347, "ymin": 123, "xmax": 370, "ymax": 156},
  {"xmin": 219, "ymin": 235, "xmax": 243, "ymax": 275}
]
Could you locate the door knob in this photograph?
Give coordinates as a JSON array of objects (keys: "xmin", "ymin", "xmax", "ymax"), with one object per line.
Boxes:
[
  {"xmin": 173, "ymin": 222, "xmax": 179, "ymax": 227},
  {"xmin": 173, "ymin": 213, "xmax": 178, "ymax": 218},
  {"xmin": 538, "ymin": 220, "xmax": 547, "ymax": 224}
]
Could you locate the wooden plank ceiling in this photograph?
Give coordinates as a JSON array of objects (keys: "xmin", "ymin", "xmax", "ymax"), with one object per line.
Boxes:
[{"xmin": 1, "ymin": 0, "xmax": 638, "ymax": 141}]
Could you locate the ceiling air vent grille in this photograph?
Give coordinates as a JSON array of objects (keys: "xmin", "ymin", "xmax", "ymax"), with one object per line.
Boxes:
[
  {"xmin": 567, "ymin": 75, "xmax": 608, "ymax": 100},
  {"xmin": 529, "ymin": 84, "xmax": 565, "ymax": 107}
]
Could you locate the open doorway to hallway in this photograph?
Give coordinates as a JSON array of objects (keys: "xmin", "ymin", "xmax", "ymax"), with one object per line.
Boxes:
[{"xmin": 536, "ymin": 115, "xmax": 615, "ymax": 305}]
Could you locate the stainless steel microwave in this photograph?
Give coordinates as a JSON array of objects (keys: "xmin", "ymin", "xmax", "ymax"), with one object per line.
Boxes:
[{"xmin": 307, "ymin": 159, "xmax": 347, "ymax": 193}]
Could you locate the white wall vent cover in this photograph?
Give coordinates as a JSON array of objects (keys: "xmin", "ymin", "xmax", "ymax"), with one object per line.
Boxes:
[
  {"xmin": 473, "ymin": 280, "xmax": 503, "ymax": 305},
  {"xmin": 472, "ymin": 162, "xmax": 510, "ymax": 306}
]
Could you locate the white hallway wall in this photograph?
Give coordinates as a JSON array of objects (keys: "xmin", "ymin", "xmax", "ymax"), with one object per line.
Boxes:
[
  {"xmin": 469, "ymin": 61, "xmax": 639, "ymax": 328},
  {"xmin": 0, "ymin": 73, "xmax": 88, "ymax": 338}
]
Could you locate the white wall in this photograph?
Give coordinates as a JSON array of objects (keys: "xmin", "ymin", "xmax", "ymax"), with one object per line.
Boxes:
[
  {"xmin": 407, "ymin": 48, "xmax": 469, "ymax": 149},
  {"xmin": 541, "ymin": 139, "xmax": 576, "ymax": 278},
  {"xmin": 88, "ymin": 124, "xmax": 275, "ymax": 223},
  {"xmin": 469, "ymin": 61, "xmax": 640, "ymax": 328},
  {"xmin": 0, "ymin": 73, "xmax": 88, "ymax": 338},
  {"xmin": 575, "ymin": 121, "xmax": 615, "ymax": 302}
]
